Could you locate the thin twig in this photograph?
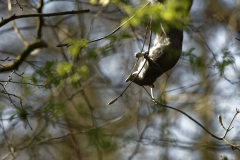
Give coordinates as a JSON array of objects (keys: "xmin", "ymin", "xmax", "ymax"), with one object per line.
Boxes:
[
  {"xmin": 0, "ymin": 112, "xmax": 15, "ymax": 160},
  {"xmin": 66, "ymin": 73, "xmax": 98, "ymax": 101},
  {"xmin": 36, "ymin": 0, "xmax": 44, "ymax": 40},
  {"xmin": 143, "ymin": 86, "xmax": 222, "ymax": 140},
  {"xmin": 49, "ymin": 24, "xmax": 69, "ymax": 61},
  {"xmin": 4, "ymin": 70, "xmax": 14, "ymax": 88},
  {"xmin": 7, "ymin": 0, "xmax": 28, "ymax": 45},
  {"xmin": 0, "ymin": 10, "xmax": 90, "ymax": 28},
  {"xmin": 222, "ymin": 109, "xmax": 240, "ymax": 138},
  {"xmin": 15, "ymin": 0, "xmax": 23, "ymax": 11},
  {"xmin": 0, "ymin": 57, "xmax": 11, "ymax": 61},
  {"xmin": 57, "ymin": 2, "xmax": 151, "ymax": 47},
  {"xmin": 15, "ymin": 114, "xmax": 124, "ymax": 150},
  {"xmin": 0, "ymin": 40, "xmax": 47, "ymax": 72},
  {"xmin": 21, "ymin": 109, "xmax": 60, "ymax": 149},
  {"xmin": 0, "ymin": 73, "xmax": 21, "ymax": 109},
  {"xmin": 0, "ymin": 72, "xmax": 33, "ymax": 129},
  {"xmin": 87, "ymin": 2, "xmax": 150, "ymax": 44},
  {"xmin": 142, "ymin": 86, "xmax": 240, "ymax": 150},
  {"xmin": 108, "ymin": 17, "xmax": 152, "ymax": 105},
  {"xmin": 128, "ymin": 107, "xmax": 151, "ymax": 160},
  {"xmin": 0, "ymin": 80, "xmax": 46, "ymax": 87}
]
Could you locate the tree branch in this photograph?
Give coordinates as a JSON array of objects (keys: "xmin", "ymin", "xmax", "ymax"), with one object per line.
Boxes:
[
  {"xmin": 36, "ymin": 0, "xmax": 44, "ymax": 39},
  {"xmin": 57, "ymin": 2, "xmax": 151, "ymax": 47},
  {"xmin": 0, "ymin": 40, "xmax": 47, "ymax": 72},
  {"xmin": 15, "ymin": 114, "xmax": 124, "ymax": 150},
  {"xmin": 0, "ymin": 10, "xmax": 90, "ymax": 28},
  {"xmin": 8, "ymin": 0, "xmax": 28, "ymax": 45},
  {"xmin": 143, "ymin": 87, "xmax": 240, "ymax": 151}
]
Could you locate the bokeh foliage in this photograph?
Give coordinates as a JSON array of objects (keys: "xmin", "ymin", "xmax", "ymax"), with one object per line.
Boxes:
[{"xmin": 0, "ymin": 0, "xmax": 239, "ymax": 160}]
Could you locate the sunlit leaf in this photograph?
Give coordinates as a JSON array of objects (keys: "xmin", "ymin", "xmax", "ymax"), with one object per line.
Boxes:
[
  {"xmin": 70, "ymin": 44, "xmax": 79, "ymax": 57},
  {"xmin": 78, "ymin": 65, "xmax": 89, "ymax": 78},
  {"xmin": 99, "ymin": 0, "xmax": 110, "ymax": 6},
  {"xmin": 56, "ymin": 62, "xmax": 72, "ymax": 77},
  {"xmin": 89, "ymin": 0, "xmax": 97, "ymax": 4},
  {"xmin": 67, "ymin": 74, "xmax": 81, "ymax": 88}
]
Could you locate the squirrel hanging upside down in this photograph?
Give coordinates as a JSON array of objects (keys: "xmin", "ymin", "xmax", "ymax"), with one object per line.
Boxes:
[
  {"xmin": 125, "ymin": 0, "xmax": 193, "ymax": 90},
  {"xmin": 125, "ymin": 25, "xmax": 183, "ymax": 89}
]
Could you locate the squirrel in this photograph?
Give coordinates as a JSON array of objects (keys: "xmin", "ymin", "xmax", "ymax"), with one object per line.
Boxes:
[
  {"xmin": 125, "ymin": 0, "xmax": 192, "ymax": 89},
  {"xmin": 125, "ymin": 26, "xmax": 183, "ymax": 88}
]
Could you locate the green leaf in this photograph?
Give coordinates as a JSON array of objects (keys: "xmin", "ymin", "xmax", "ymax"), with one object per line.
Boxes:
[
  {"xmin": 56, "ymin": 103, "xmax": 65, "ymax": 110},
  {"xmin": 221, "ymin": 156, "xmax": 228, "ymax": 160},
  {"xmin": 70, "ymin": 44, "xmax": 79, "ymax": 57},
  {"xmin": 88, "ymin": 129, "xmax": 116, "ymax": 151},
  {"xmin": 120, "ymin": 32, "xmax": 132, "ymax": 39},
  {"xmin": 56, "ymin": 62, "xmax": 72, "ymax": 77},
  {"xmin": 89, "ymin": 0, "xmax": 97, "ymax": 4},
  {"xmin": 78, "ymin": 65, "xmax": 89, "ymax": 78},
  {"xmin": 67, "ymin": 74, "xmax": 81, "ymax": 88},
  {"xmin": 99, "ymin": 0, "xmax": 110, "ymax": 6},
  {"xmin": 129, "ymin": 16, "xmax": 140, "ymax": 26},
  {"xmin": 17, "ymin": 108, "xmax": 28, "ymax": 121},
  {"xmin": 9, "ymin": 114, "xmax": 16, "ymax": 122},
  {"xmin": 69, "ymin": 39, "xmax": 88, "ymax": 57},
  {"xmin": 31, "ymin": 75, "xmax": 37, "ymax": 84},
  {"xmin": 215, "ymin": 51, "xmax": 235, "ymax": 76}
]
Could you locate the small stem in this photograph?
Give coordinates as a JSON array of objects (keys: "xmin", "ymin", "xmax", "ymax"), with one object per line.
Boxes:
[{"xmin": 222, "ymin": 110, "xmax": 239, "ymax": 138}]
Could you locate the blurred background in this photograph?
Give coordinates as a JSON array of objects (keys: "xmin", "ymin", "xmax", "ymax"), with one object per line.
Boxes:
[{"xmin": 0, "ymin": 0, "xmax": 240, "ymax": 159}]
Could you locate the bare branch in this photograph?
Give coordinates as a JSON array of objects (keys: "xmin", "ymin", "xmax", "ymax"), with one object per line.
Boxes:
[
  {"xmin": 15, "ymin": 0, "xmax": 23, "ymax": 11},
  {"xmin": 0, "ymin": 40, "xmax": 47, "ymax": 72},
  {"xmin": 0, "ymin": 80, "xmax": 46, "ymax": 87},
  {"xmin": 0, "ymin": 10, "xmax": 90, "ymax": 28},
  {"xmin": 222, "ymin": 109, "xmax": 240, "ymax": 139},
  {"xmin": 8, "ymin": 0, "xmax": 28, "ymax": 45},
  {"xmin": 36, "ymin": 0, "xmax": 44, "ymax": 40},
  {"xmin": 16, "ymin": 114, "xmax": 124, "ymax": 150},
  {"xmin": 57, "ymin": 2, "xmax": 151, "ymax": 47},
  {"xmin": 144, "ymin": 87, "xmax": 240, "ymax": 151}
]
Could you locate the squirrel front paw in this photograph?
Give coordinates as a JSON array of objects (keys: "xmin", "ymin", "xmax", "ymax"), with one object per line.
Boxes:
[
  {"xmin": 135, "ymin": 51, "xmax": 149, "ymax": 58},
  {"xmin": 135, "ymin": 52, "xmax": 143, "ymax": 58}
]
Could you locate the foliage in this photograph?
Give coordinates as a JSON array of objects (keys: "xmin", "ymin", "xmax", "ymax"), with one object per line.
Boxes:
[{"xmin": 0, "ymin": 0, "xmax": 239, "ymax": 160}]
